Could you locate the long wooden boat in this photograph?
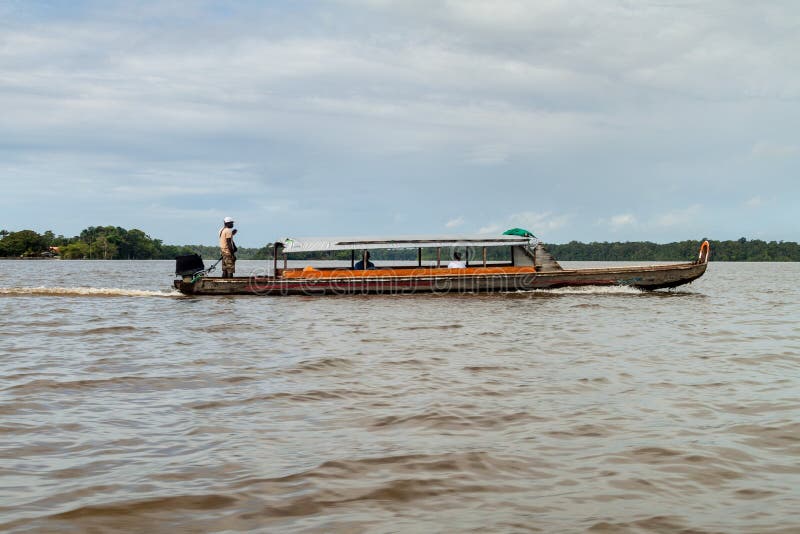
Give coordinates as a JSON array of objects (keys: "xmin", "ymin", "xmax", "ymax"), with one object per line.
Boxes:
[{"xmin": 174, "ymin": 235, "xmax": 710, "ymax": 296}]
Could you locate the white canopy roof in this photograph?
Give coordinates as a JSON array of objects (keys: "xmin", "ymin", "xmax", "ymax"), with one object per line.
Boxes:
[{"xmin": 279, "ymin": 235, "xmax": 536, "ymax": 253}]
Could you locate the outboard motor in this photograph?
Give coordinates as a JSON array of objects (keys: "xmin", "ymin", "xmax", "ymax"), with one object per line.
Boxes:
[{"xmin": 175, "ymin": 254, "xmax": 205, "ymax": 276}]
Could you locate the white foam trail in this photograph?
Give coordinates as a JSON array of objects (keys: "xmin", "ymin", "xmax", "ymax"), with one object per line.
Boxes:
[
  {"xmin": 511, "ymin": 286, "xmax": 645, "ymax": 295},
  {"xmin": 0, "ymin": 287, "xmax": 180, "ymax": 297}
]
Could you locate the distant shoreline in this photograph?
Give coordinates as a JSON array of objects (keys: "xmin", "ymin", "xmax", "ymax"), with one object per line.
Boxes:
[
  {"xmin": 0, "ymin": 256, "xmax": 57, "ymax": 260},
  {"xmin": 2, "ymin": 226, "xmax": 799, "ymax": 261}
]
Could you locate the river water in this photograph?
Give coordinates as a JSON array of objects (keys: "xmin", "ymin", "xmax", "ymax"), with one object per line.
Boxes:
[{"xmin": 0, "ymin": 260, "xmax": 798, "ymax": 533}]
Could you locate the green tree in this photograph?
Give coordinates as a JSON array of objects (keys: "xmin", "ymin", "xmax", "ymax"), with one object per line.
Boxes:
[
  {"xmin": 0, "ymin": 230, "xmax": 47, "ymax": 257},
  {"xmin": 124, "ymin": 229, "xmax": 158, "ymax": 259},
  {"xmin": 93, "ymin": 235, "xmax": 118, "ymax": 259},
  {"xmin": 59, "ymin": 242, "xmax": 91, "ymax": 259}
]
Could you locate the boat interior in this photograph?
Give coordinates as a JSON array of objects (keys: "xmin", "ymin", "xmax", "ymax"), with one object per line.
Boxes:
[{"xmin": 276, "ymin": 241, "xmax": 562, "ymax": 278}]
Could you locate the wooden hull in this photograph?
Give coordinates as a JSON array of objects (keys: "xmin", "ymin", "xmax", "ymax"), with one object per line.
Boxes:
[{"xmin": 174, "ymin": 261, "xmax": 708, "ymax": 296}]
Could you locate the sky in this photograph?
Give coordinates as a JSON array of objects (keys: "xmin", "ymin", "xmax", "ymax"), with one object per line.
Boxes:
[{"xmin": 1, "ymin": 0, "xmax": 798, "ymax": 247}]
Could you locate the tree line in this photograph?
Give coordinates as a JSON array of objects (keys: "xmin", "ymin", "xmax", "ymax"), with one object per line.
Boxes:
[
  {"xmin": 0, "ymin": 226, "xmax": 219, "ymax": 260},
  {"xmin": 1, "ymin": 228, "xmax": 798, "ymax": 261},
  {"xmin": 545, "ymin": 238, "xmax": 800, "ymax": 262}
]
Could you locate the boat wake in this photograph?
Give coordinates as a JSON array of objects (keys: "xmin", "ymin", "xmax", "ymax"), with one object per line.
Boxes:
[
  {"xmin": 511, "ymin": 286, "xmax": 696, "ymax": 295},
  {"xmin": 0, "ymin": 287, "xmax": 180, "ymax": 298},
  {"xmin": 505, "ymin": 286, "xmax": 644, "ymax": 296},
  {"xmin": 537, "ymin": 286, "xmax": 644, "ymax": 295}
]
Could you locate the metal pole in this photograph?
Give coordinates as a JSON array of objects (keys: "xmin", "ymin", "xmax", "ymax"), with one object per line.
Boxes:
[
  {"xmin": 417, "ymin": 247, "xmax": 422, "ymax": 267},
  {"xmin": 483, "ymin": 247, "xmax": 487, "ymax": 267},
  {"xmin": 436, "ymin": 247, "xmax": 441, "ymax": 268},
  {"xmin": 273, "ymin": 243, "xmax": 278, "ymax": 276}
]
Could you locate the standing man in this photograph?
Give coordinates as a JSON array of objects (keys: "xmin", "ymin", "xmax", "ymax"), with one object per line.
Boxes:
[{"xmin": 219, "ymin": 216, "xmax": 237, "ymax": 278}]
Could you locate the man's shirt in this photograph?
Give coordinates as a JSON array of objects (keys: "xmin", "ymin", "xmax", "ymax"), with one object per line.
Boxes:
[{"xmin": 219, "ymin": 227, "xmax": 234, "ymax": 255}]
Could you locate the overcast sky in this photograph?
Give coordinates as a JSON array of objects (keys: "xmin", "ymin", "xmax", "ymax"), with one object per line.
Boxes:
[{"xmin": 1, "ymin": 0, "xmax": 797, "ymax": 246}]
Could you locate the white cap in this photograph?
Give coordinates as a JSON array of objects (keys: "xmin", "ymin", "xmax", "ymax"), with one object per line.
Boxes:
[{"xmin": 223, "ymin": 216, "xmax": 234, "ymax": 223}]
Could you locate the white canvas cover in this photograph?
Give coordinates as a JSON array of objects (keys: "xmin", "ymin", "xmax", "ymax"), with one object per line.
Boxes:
[{"xmin": 279, "ymin": 235, "xmax": 536, "ymax": 253}]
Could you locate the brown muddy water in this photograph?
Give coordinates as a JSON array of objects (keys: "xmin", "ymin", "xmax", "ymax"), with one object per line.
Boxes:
[{"xmin": 1, "ymin": 260, "xmax": 798, "ymax": 533}]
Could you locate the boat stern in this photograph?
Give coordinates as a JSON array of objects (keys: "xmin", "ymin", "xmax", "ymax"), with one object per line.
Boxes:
[{"xmin": 174, "ymin": 276, "xmax": 197, "ymax": 295}]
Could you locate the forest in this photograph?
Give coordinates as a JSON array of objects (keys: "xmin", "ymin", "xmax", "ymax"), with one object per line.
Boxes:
[{"xmin": 1, "ymin": 228, "xmax": 798, "ymax": 261}]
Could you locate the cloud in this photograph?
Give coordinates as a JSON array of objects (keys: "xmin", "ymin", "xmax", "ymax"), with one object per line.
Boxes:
[
  {"xmin": 745, "ymin": 196, "xmax": 763, "ymax": 208},
  {"xmin": 508, "ymin": 211, "xmax": 570, "ymax": 234},
  {"xmin": 465, "ymin": 144, "xmax": 510, "ymax": 165},
  {"xmin": 477, "ymin": 224, "xmax": 502, "ymax": 235},
  {"xmin": 750, "ymin": 141, "xmax": 799, "ymax": 159},
  {"xmin": 345, "ymin": 0, "xmax": 800, "ymax": 101},
  {"xmin": 611, "ymin": 214, "xmax": 636, "ymax": 227},
  {"xmin": 598, "ymin": 213, "xmax": 637, "ymax": 231},
  {"xmin": 477, "ymin": 211, "xmax": 569, "ymax": 237},
  {"xmin": 653, "ymin": 205, "xmax": 703, "ymax": 228},
  {"xmin": 445, "ymin": 216, "xmax": 465, "ymax": 228}
]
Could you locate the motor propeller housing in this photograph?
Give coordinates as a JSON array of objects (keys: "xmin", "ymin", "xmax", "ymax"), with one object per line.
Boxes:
[{"xmin": 175, "ymin": 254, "xmax": 205, "ymax": 276}]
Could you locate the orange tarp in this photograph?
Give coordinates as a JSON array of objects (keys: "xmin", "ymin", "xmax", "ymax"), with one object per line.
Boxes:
[{"xmin": 283, "ymin": 266, "xmax": 536, "ymax": 279}]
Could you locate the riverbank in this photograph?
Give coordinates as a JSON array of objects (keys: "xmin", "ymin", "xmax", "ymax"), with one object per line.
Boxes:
[
  {"xmin": 0, "ymin": 256, "xmax": 58, "ymax": 260},
  {"xmin": 2, "ymin": 227, "xmax": 799, "ymax": 261}
]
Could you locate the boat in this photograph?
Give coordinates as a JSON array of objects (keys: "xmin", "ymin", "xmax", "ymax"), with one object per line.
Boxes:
[{"xmin": 173, "ymin": 231, "xmax": 710, "ymax": 296}]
